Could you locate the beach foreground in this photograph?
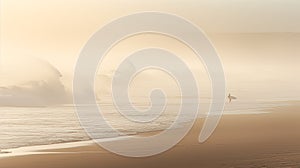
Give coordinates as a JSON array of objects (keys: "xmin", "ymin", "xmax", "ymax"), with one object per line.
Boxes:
[{"xmin": 1, "ymin": 101, "xmax": 300, "ymax": 168}]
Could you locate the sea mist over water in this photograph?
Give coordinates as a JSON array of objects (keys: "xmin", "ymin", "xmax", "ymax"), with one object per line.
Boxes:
[
  {"xmin": 1, "ymin": 33, "xmax": 300, "ymax": 107},
  {"xmin": 0, "ymin": 33, "xmax": 299, "ymax": 151},
  {"xmin": 0, "ymin": 57, "xmax": 71, "ymax": 106}
]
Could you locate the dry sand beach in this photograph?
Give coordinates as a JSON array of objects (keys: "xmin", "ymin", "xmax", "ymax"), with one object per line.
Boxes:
[{"xmin": 1, "ymin": 101, "xmax": 299, "ymax": 168}]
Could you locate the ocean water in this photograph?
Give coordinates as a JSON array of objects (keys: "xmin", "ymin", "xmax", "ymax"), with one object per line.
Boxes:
[{"xmin": 0, "ymin": 99, "xmax": 288, "ymax": 150}]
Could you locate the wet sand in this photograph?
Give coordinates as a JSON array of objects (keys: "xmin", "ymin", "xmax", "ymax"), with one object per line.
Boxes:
[{"xmin": 1, "ymin": 101, "xmax": 300, "ymax": 168}]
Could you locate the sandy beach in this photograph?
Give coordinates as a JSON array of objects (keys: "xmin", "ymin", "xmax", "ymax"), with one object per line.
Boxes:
[
  {"xmin": 1, "ymin": 0, "xmax": 300, "ymax": 167},
  {"xmin": 0, "ymin": 101, "xmax": 299, "ymax": 168}
]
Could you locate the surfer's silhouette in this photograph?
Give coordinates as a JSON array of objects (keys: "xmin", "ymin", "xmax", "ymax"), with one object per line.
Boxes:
[{"xmin": 228, "ymin": 93, "xmax": 237, "ymax": 103}]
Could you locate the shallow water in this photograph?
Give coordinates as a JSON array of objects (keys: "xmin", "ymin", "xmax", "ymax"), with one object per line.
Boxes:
[{"xmin": 0, "ymin": 98, "xmax": 287, "ymax": 150}]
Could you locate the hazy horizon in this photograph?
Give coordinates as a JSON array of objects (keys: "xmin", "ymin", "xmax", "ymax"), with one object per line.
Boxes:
[{"xmin": 1, "ymin": 0, "xmax": 300, "ymax": 106}]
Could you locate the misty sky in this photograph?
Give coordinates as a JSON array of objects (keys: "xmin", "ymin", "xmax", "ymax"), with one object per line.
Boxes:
[{"xmin": 0, "ymin": 0, "xmax": 300, "ymax": 106}]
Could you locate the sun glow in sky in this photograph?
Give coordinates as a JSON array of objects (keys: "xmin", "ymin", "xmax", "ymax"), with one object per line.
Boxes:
[{"xmin": 1, "ymin": 0, "xmax": 300, "ymax": 106}]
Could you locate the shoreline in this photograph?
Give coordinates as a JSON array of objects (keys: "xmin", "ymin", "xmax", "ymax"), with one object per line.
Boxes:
[
  {"xmin": 0, "ymin": 112, "xmax": 272, "ymax": 158},
  {"xmin": 1, "ymin": 101, "xmax": 299, "ymax": 167},
  {"xmin": 0, "ymin": 100, "xmax": 297, "ymax": 159}
]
